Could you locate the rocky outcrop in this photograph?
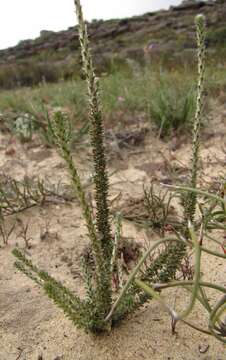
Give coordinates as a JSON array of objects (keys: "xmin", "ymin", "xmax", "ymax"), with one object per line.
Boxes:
[{"xmin": 171, "ymin": 0, "xmax": 215, "ymax": 11}]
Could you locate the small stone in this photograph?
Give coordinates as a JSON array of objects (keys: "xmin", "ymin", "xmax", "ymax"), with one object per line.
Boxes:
[{"xmin": 198, "ymin": 344, "xmax": 209, "ymax": 354}]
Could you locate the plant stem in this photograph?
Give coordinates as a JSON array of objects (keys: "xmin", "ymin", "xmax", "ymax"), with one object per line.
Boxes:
[
  {"xmin": 162, "ymin": 184, "xmax": 225, "ymax": 206},
  {"xmin": 153, "ymin": 281, "xmax": 226, "ymax": 294},
  {"xmin": 74, "ymin": 0, "xmax": 113, "ymax": 316},
  {"xmin": 105, "ymin": 236, "xmax": 183, "ymax": 321}
]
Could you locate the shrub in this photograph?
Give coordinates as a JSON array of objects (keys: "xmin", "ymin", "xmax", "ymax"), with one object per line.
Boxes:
[
  {"xmin": 207, "ymin": 26, "xmax": 226, "ymax": 46},
  {"xmin": 148, "ymin": 75, "xmax": 196, "ymax": 137},
  {"xmin": 0, "ymin": 61, "xmax": 60, "ymax": 89}
]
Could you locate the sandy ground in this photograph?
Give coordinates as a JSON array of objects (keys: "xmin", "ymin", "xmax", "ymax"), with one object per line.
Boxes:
[{"xmin": 0, "ymin": 104, "xmax": 226, "ymax": 360}]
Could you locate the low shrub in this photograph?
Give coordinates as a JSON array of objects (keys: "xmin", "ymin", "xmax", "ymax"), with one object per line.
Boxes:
[
  {"xmin": 0, "ymin": 61, "xmax": 60, "ymax": 89},
  {"xmin": 148, "ymin": 74, "xmax": 196, "ymax": 137},
  {"xmin": 207, "ymin": 26, "xmax": 226, "ymax": 46}
]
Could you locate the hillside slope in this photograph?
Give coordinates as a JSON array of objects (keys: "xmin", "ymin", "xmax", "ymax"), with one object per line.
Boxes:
[{"xmin": 0, "ymin": 0, "xmax": 225, "ymax": 88}]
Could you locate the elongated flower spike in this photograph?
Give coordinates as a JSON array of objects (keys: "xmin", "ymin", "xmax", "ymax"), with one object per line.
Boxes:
[
  {"xmin": 184, "ymin": 14, "xmax": 206, "ymax": 224},
  {"xmin": 74, "ymin": 0, "xmax": 113, "ymax": 317}
]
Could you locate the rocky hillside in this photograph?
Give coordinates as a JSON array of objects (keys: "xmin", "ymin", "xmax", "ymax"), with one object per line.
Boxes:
[{"xmin": 0, "ymin": 0, "xmax": 225, "ymax": 88}]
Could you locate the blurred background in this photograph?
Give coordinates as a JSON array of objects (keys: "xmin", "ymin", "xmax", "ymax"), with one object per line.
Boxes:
[{"xmin": 0, "ymin": 0, "xmax": 182, "ymax": 49}]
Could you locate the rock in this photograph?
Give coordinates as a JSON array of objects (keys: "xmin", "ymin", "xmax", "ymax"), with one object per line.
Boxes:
[
  {"xmin": 171, "ymin": 1, "xmax": 214, "ymax": 11},
  {"xmin": 40, "ymin": 30, "xmax": 56, "ymax": 38},
  {"xmin": 198, "ymin": 344, "xmax": 210, "ymax": 354}
]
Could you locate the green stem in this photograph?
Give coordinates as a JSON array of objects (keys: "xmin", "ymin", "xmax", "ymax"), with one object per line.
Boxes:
[
  {"xmin": 209, "ymin": 295, "xmax": 226, "ymax": 343},
  {"xmin": 135, "ymin": 225, "xmax": 201, "ymax": 325},
  {"xmin": 162, "ymin": 184, "xmax": 225, "ymax": 206},
  {"xmin": 201, "ymin": 246, "xmax": 226, "ymax": 259},
  {"xmin": 153, "ymin": 281, "xmax": 226, "ymax": 294},
  {"xmin": 198, "ymin": 286, "xmax": 212, "ymax": 313},
  {"xmin": 105, "ymin": 236, "xmax": 184, "ymax": 321},
  {"xmin": 135, "ymin": 279, "xmax": 212, "ymax": 336},
  {"xmin": 179, "ymin": 225, "xmax": 201, "ymax": 320}
]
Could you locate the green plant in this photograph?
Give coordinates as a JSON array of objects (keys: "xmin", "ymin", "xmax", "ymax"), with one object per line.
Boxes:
[
  {"xmin": 12, "ymin": 7, "xmax": 225, "ymax": 343},
  {"xmin": 13, "ymin": 0, "xmax": 114, "ymax": 333},
  {"xmin": 134, "ymin": 14, "xmax": 207, "ymax": 302},
  {"xmin": 143, "ymin": 183, "xmax": 176, "ymax": 234},
  {"xmin": 114, "ymin": 15, "xmax": 225, "ymax": 344},
  {"xmin": 12, "ymin": 0, "xmax": 181, "ymax": 333},
  {"xmin": 207, "ymin": 25, "xmax": 226, "ymax": 46},
  {"xmin": 133, "ymin": 188, "xmax": 226, "ymax": 343},
  {"xmin": 148, "ymin": 74, "xmax": 196, "ymax": 137},
  {"xmin": 13, "ymin": 113, "xmax": 35, "ymax": 142},
  {"xmin": 183, "ymin": 14, "xmax": 206, "ymax": 225}
]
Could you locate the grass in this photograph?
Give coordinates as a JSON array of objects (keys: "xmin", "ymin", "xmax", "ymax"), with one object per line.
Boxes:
[
  {"xmin": 1, "ymin": 58, "xmax": 226, "ymax": 142},
  {"xmin": 0, "ymin": 64, "xmax": 220, "ymax": 142},
  {"xmin": 147, "ymin": 72, "xmax": 196, "ymax": 137}
]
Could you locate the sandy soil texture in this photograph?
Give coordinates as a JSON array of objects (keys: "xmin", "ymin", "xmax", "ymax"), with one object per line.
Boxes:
[{"xmin": 0, "ymin": 105, "xmax": 226, "ymax": 360}]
